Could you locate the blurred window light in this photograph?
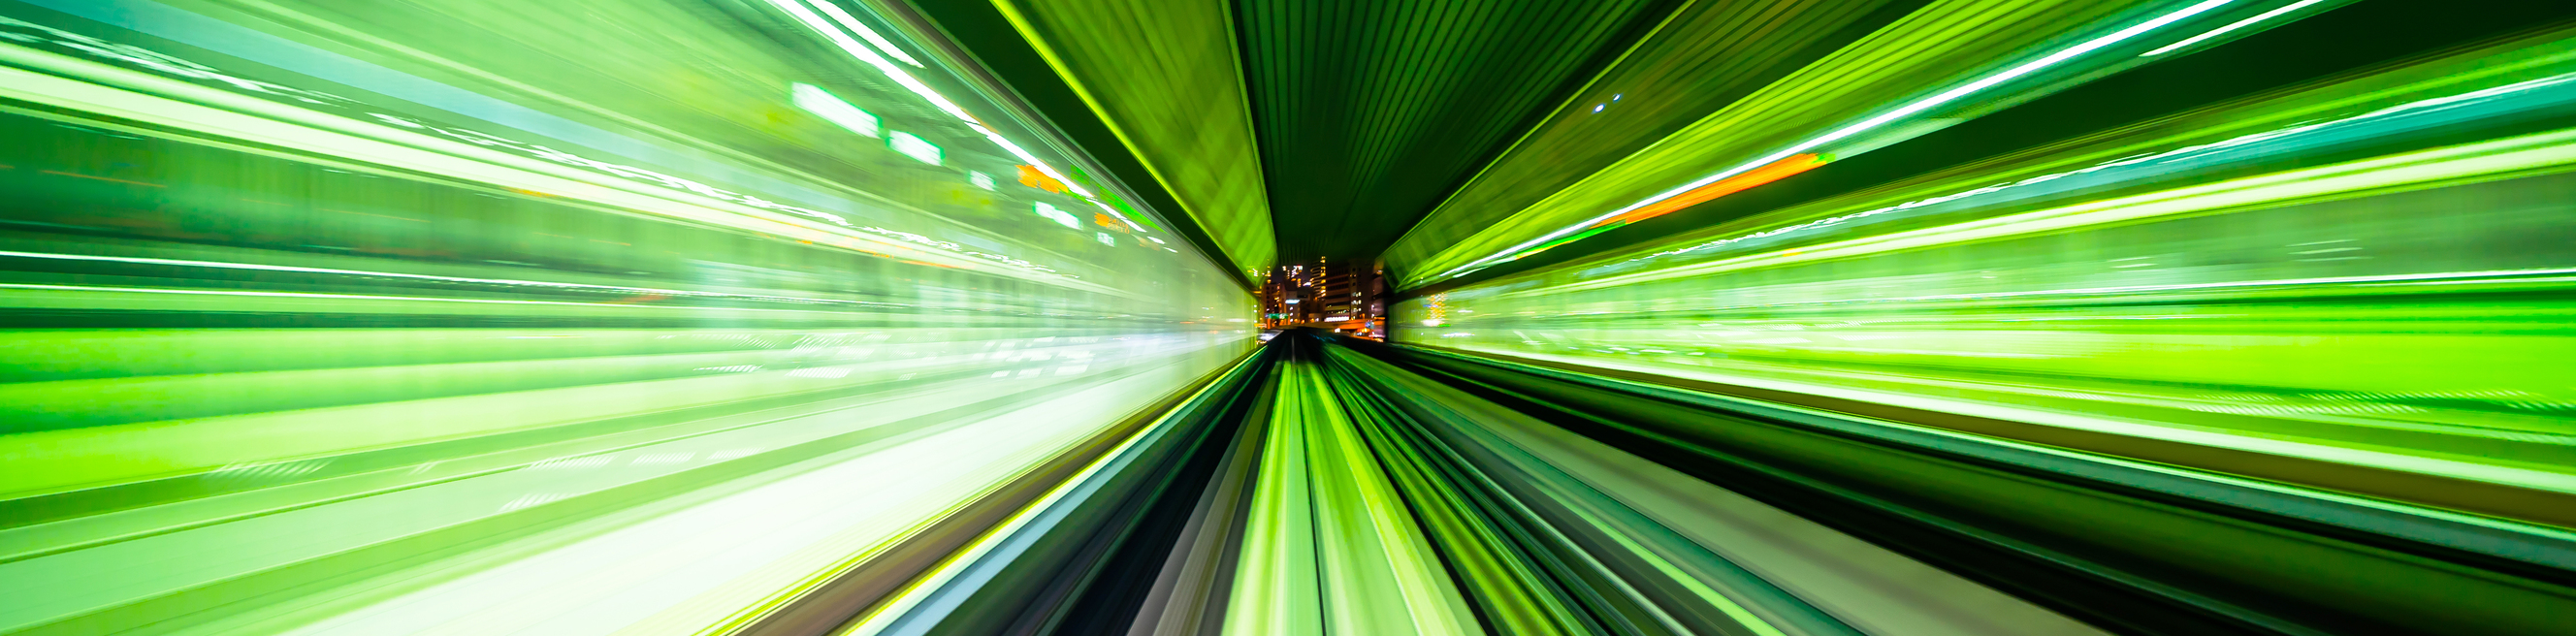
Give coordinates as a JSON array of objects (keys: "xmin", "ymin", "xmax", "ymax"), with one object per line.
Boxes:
[
  {"xmin": 1017, "ymin": 165, "xmax": 1071, "ymax": 192},
  {"xmin": 1086, "ymin": 200, "xmax": 1143, "ymax": 232},
  {"xmin": 970, "ymin": 171, "xmax": 996, "ymax": 190},
  {"xmin": 889, "ymin": 131, "xmax": 943, "ymax": 165},
  {"xmin": 0, "ymin": 1, "xmax": 1103, "ymax": 282},
  {"xmin": 760, "ymin": 0, "xmax": 1149, "ymax": 234},
  {"xmin": 1033, "ymin": 202, "xmax": 1079, "ymax": 229},
  {"xmin": 790, "ymin": 83, "xmax": 880, "ymax": 138},
  {"xmin": 0, "ymin": 26, "xmax": 1081, "ymax": 278},
  {"xmin": 2141, "ymin": 0, "xmax": 2331, "ymax": 57},
  {"xmin": 761, "ymin": 0, "xmax": 970, "ymax": 121},
  {"xmin": 1096, "ymin": 232, "xmax": 1116, "ymax": 246}
]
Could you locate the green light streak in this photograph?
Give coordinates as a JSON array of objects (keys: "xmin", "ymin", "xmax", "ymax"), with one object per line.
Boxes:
[
  {"xmin": 1422, "ymin": 0, "xmax": 2242, "ymax": 284},
  {"xmin": 2141, "ymin": 0, "xmax": 2333, "ymax": 56}
]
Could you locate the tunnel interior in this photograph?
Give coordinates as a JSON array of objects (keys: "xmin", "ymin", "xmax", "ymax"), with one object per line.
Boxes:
[{"xmin": 1, "ymin": 1, "xmax": 2575, "ymax": 635}]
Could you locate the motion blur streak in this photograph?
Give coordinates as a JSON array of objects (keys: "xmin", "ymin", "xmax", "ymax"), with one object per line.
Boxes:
[
  {"xmin": 1401, "ymin": 24, "xmax": 2576, "ymax": 514},
  {"xmin": 9, "ymin": 0, "xmax": 2576, "ymax": 635},
  {"xmin": 0, "ymin": 0, "xmax": 1245, "ymax": 634}
]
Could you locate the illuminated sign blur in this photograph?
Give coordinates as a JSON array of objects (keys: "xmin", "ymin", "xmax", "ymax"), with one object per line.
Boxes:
[
  {"xmin": 1033, "ymin": 202, "xmax": 1079, "ymax": 229},
  {"xmin": 888, "ymin": 131, "xmax": 943, "ymax": 165},
  {"xmin": 791, "ymin": 83, "xmax": 880, "ymax": 138}
]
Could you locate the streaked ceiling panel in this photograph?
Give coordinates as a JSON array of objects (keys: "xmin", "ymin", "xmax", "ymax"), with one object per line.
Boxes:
[
  {"xmin": 1379, "ymin": 0, "xmax": 1924, "ymax": 276},
  {"xmin": 1235, "ymin": 0, "xmax": 1676, "ymax": 265},
  {"xmin": 1385, "ymin": 0, "xmax": 2174, "ymax": 285},
  {"xmin": 991, "ymin": 0, "xmax": 1278, "ymax": 278}
]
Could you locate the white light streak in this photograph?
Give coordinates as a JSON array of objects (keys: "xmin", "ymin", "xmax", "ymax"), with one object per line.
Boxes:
[
  {"xmin": 801, "ymin": 0, "xmax": 924, "ymax": 67},
  {"xmin": 1033, "ymin": 202, "xmax": 1079, "ymax": 229},
  {"xmin": 791, "ymin": 82, "xmax": 880, "ymax": 138},
  {"xmin": 889, "ymin": 131, "xmax": 944, "ymax": 165},
  {"xmin": 1433, "ymin": 0, "xmax": 2238, "ymax": 282},
  {"xmin": 764, "ymin": 0, "xmax": 1153, "ymax": 234},
  {"xmin": 0, "ymin": 250, "xmax": 898, "ymax": 307},
  {"xmin": 0, "ymin": 283, "xmax": 862, "ymax": 314},
  {"xmin": 2141, "ymin": 0, "xmax": 2329, "ymax": 57}
]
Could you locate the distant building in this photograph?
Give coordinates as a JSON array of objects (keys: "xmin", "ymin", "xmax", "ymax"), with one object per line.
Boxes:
[{"xmin": 1260, "ymin": 258, "xmax": 1383, "ymax": 335}]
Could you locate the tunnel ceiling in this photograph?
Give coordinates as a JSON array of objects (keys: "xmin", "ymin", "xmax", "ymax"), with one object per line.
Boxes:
[
  {"xmin": 918, "ymin": 0, "xmax": 1702, "ymax": 270},
  {"xmin": 1230, "ymin": 0, "xmax": 1679, "ymax": 266},
  {"xmin": 919, "ymin": 0, "xmax": 1943, "ymax": 274},
  {"xmin": 918, "ymin": 0, "xmax": 2433, "ymax": 285}
]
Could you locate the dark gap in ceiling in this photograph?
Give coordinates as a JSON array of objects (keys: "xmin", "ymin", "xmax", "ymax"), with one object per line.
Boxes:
[{"xmin": 1232, "ymin": 0, "xmax": 1684, "ymax": 266}]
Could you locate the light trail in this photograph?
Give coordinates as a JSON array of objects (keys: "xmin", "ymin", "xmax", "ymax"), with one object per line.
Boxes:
[{"xmin": 1430, "ymin": 0, "xmax": 2241, "ymax": 283}]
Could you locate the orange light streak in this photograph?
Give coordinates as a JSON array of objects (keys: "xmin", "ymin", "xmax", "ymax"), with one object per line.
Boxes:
[
  {"xmin": 1594, "ymin": 153, "xmax": 1826, "ymax": 228},
  {"xmin": 44, "ymin": 171, "xmax": 165, "ymax": 188}
]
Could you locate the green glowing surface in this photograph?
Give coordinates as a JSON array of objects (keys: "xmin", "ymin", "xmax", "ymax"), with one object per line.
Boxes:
[
  {"xmin": 1397, "ymin": 30, "xmax": 2576, "ymax": 510},
  {"xmin": 0, "ymin": 0, "xmax": 1251, "ymax": 632}
]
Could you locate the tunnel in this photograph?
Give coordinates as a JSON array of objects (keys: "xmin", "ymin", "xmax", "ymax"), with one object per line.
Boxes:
[{"xmin": 2, "ymin": 0, "xmax": 2575, "ymax": 634}]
